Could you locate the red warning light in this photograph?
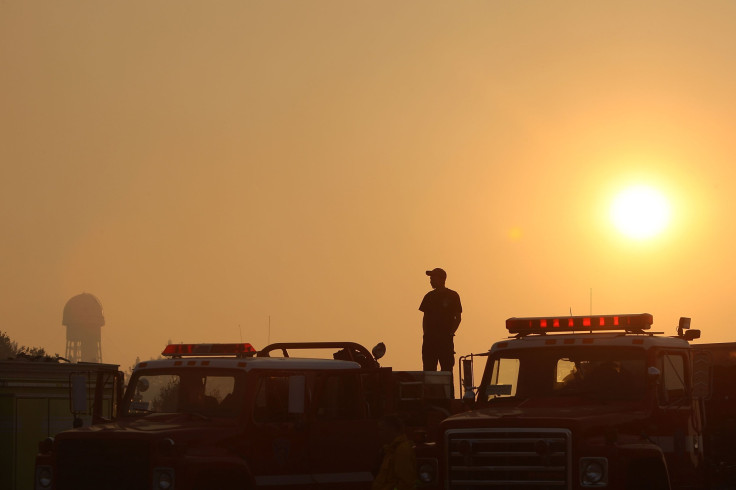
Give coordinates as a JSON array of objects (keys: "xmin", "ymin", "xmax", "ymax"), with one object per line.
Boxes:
[
  {"xmin": 506, "ymin": 314, "xmax": 653, "ymax": 335},
  {"xmin": 162, "ymin": 343, "xmax": 257, "ymax": 357}
]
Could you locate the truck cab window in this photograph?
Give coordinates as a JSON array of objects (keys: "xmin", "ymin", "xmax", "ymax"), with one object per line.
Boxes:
[
  {"xmin": 554, "ymin": 352, "xmax": 645, "ymax": 400},
  {"xmin": 484, "ymin": 357, "xmax": 519, "ymax": 401},
  {"xmin": 659, "ymin": 354, "xmax": 688, "ymax": 405},
  {"xmin": 315, "ymin": 374, "xmax": 362, "ymax": 420},
  {"xmin": 203, "ymin": 376, "xmax": 239, "ymax": 414},
  {"xmin": 254, "ymin": 375, "xmax": 298, "ymax": 423},
  {"xmin": 555, "ymin": 358, "xmax": 578, "ymax": 387},
  {"xmin": 124, "ymin": 371, "xmax": 240, "ymax": 417},
  {"xmin": 131, "ymin": 374, "xmax": 181, "ymax": 413},
  {"xmin": 203, "ymin": 376, "xmax": 235, "ymax": 401},
  {"xmin": 482, "ymin": 347, "xmax": 646, "ymax": 403}
]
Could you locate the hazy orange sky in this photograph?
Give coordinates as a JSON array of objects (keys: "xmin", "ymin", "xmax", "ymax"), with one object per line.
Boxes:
[{"xmin": 2, "ymin": 1, "xmax": 735, "ymax": 372}]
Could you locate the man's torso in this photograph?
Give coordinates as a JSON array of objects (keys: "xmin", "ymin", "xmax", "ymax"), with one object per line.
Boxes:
[{"xmin": 419, "ymin": 288, "xmax": 462, "ymax": 338}]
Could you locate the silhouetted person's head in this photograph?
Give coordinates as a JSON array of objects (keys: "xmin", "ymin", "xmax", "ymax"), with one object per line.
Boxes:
[{"xmin": 426, "ymin": 268, "xmax": 447, "ymax": 289}]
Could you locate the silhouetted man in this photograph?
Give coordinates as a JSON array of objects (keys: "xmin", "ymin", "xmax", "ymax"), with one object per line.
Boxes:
[{"xmin": 419, "ymin": 268, "xmax": 462, "ymax": 372}]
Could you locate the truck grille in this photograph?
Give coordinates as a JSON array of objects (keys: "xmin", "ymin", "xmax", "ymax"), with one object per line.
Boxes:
[
  {"xmin": 446, "ymin": 428, "xmax": 571, "ymax": 489},
  {"xmin": 56, "ymin": 438, "xmax": 150, "ymax": 490}
]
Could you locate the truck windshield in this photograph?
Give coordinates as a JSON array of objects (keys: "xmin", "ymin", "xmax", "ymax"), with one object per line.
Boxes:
[
  {"xmin": 482, "ymin": 347, "xmax": 647, "ymax": 402},
  {"xmin": 122, "ymin": 369, "xmax": 245, "ymax": 418}
]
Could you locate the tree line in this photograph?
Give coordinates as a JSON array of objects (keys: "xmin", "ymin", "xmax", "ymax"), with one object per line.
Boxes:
[{"xmin": 0, "ymin": 330, "xmax": 48, "ymax": 359}]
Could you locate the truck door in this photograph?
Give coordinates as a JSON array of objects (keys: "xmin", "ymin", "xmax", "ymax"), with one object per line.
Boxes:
[
  {"xmin": 655, "ymin": 351, "xmax": 702, "ymax": 486},
  {"xmin": 698, "ymin": 343, "xmax": 736, "ymax": 487},
  {"xmin": 249, "ymin": 372, "xmax": 311, "ymax": 488},
  {"xmin": 309, "ymin": 371, "xmax": 379, "ymax": 489}
]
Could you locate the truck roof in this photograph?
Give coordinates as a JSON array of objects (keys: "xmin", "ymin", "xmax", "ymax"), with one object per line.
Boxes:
[
  {"xmin": 0, "ymin": 359, "xmax": 120, "ymax": 377},
  {"xmin": 134, "ymin": 356, "xmax": 362, "ymax": 372},
  {"xmin": 491, "ymin": 332, "xmax": 691, "ymax": 353}
]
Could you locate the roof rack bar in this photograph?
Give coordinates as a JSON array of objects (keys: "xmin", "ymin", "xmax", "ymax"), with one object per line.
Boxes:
[{"xmin": 257, "ymin": 341, "xmax": 375, "ymax": 364}]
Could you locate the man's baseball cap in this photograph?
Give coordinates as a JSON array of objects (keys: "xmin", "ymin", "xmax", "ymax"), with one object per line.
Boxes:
[{"xmin": 425, "ymin": 268, "xmax": 447, "ymax": 279}]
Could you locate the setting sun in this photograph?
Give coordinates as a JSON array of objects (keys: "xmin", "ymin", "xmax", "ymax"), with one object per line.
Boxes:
[{"xmin": 611, "ymin": 185, "xmax": 671, "ymax": 239}]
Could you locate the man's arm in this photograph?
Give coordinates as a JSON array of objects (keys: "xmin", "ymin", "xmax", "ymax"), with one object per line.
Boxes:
[
  {"xmin": 452, "ymin": 312, "xmax": 461, "ymax": 334},
  {"xmin": 419, "ymin": 290, "xmax": 431, "ymax": 312},
  {"xmin": 452, "ymin": 291, "xmax": 462, "ymax": 334}
]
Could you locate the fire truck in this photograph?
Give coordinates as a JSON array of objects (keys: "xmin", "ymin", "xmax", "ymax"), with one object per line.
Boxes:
[
  {"xmin": 414, "ymin": 313, "xmax": 736, "ymax": 490},
  {"xmin": 1, "ymin": 358, "xmax": 121, "ymax": 490},
  {"xmin": 34, "ymin": 341, "xmax": 455, "ymax": 490}
]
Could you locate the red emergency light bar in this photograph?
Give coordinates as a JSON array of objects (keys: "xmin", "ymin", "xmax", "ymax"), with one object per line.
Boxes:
[
  {"xmin": 161, "ymin": 343, "xmax": 257, "ymax": 357},
  {"xmin": 506, "ymin": 313, "xmax": 653, "ymax": 335}
]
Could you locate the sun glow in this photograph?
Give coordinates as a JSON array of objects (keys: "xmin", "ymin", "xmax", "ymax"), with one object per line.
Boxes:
[{"xmin": 611, "ymin": 185, "xmax": 671, "ymax": 239}]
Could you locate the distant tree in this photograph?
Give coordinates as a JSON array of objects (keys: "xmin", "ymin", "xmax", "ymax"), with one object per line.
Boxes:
[
  {"xmin": 0, "ymin": 331, "xmax": 18, "ymax": 359},
  {"xmin": 151, "ymin": 377, "xmax": 180, "ymax": 412},
  {"xmin": 19, "ymin": 346, "xmax": 48, "ymax": 357},
  {"xmin": 0, "ymin": 330, "xmax": 47, "ymax": 359},
  {"xmin": 123, "ymin": 356, "xmax": 141, "ymax": 387}
]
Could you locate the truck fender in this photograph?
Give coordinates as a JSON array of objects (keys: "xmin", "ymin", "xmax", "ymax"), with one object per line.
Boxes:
[{"xmin": 617, "ymin": 443, "xmax": 671, "ymax": 490}]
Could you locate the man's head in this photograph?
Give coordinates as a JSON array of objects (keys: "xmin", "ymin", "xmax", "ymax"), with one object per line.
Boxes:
[{"xmin": 426, "ymin": 268, "xmax": 447, "ymax": 289}]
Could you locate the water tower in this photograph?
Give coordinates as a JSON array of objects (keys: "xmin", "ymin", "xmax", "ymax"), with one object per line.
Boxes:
[{"xmin": 62, "ymin": 293, "xmax": 105, "ymax": 363}]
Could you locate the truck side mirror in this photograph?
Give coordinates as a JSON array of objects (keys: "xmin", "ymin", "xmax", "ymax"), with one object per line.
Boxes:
[
  {"xmin": 137, "ymin": 378, "xmax": 150, "ymax": 393},
  {"xmin": 288, "ymin": 375, "xmax": 306, "ymax": 414},
  {"xmin": 70, "ymin": 374, "xmax": 88, "ymax": 414},
  {"xmin": 461, "ymin": 358, "xmax": 474, "ymax": 400},
  {"xmin": 677, "ymin": 317, "xmax": 698, "ymax": 340},
  {"xmin": 70, "ymin": 373, "xmax": 88, "ymax": 427},
  {"xmin": 647, "ymin": 366, "xmax": 661, "ymax": 385},
  {"xmin": 371, "ymin": 342, "xmax": 386, "ymax": 361}
]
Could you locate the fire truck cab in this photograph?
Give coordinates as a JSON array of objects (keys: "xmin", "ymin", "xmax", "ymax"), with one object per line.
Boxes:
[
  {"xmin": 35, "ymin": 341, "xmax": 454, "ymax": 490},
  {"xmin": 422, "ymin": 313, "xmax": 724, "ymax": 490}
]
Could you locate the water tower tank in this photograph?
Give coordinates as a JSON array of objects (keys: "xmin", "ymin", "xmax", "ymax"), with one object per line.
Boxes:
[{"xmin": 62, "ymin": 293, "xmax": 105, "ymax": 363}]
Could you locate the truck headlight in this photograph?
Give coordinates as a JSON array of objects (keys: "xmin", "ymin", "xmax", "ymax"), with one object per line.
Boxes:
[
  {"xmin": 152, "ymin": 467, "xmax": 175, "ymax": 490},
  {"xmin": 417, "ymin": 459, "xmax": 437, "ymax": 484},
  {"xmin": 580, "ymin": 457, "xmax": 608, "ymax": 486},
  {"xmin": 35, "ymin": 466, "xmax": 52, "ymax": 489}
]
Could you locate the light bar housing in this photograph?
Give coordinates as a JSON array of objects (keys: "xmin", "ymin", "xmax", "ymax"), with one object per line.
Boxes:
[
  {"xmin": 506, "ymin": 314, "xmax": 653, "ymax": 335},
  {"xmin": 162, "ymin": 343, "xmax": 257, "ymax": 357}
]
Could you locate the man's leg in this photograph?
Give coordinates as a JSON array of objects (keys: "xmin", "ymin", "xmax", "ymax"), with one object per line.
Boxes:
[
  {"xmin": 437, "ymin": 341, "xmax": 456, "ymax": 397},
  {"xmin": 438, "ymin": 340, "xmax": 455, "ymax": 372},
  {"xmin": 422, "ymin": 340, "xmax": 439, "ymax": 371}
]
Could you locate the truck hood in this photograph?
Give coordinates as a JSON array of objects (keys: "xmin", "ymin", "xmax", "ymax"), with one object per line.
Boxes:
[
  {"xmin": 54, "ymin": 413, "xmax": 240, "ymax": 445},
  {"xmin": 47, "ymin": 414, "xmax": 246, "ymax": 487},
  {"xmin": 444, "ymin": 397, "xmax": 650, "ymax": 437}
]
